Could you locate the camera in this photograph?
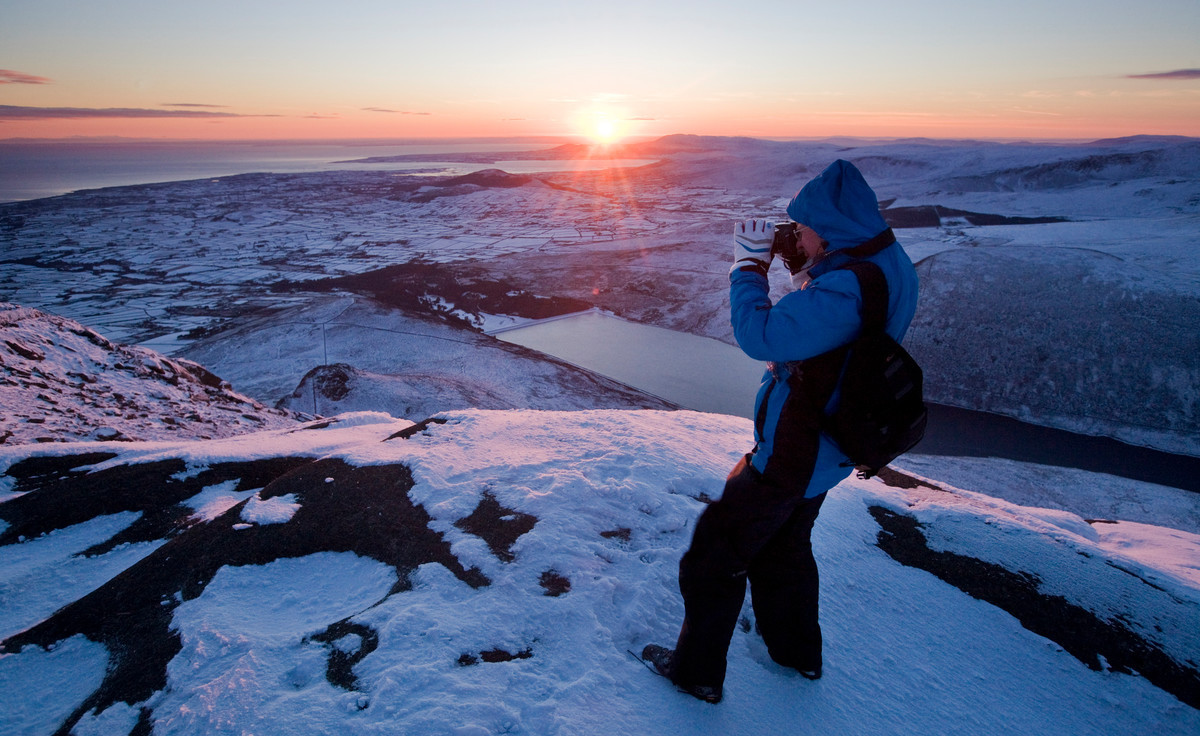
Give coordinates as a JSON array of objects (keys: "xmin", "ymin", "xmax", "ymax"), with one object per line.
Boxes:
[{"xmin": 772, "ymin": 221, "xmax": 800, "ymax": 260}]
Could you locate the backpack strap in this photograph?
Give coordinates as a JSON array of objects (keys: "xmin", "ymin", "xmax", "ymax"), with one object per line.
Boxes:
[
  {"xmin": 788, "ymin": 260, "xmax": 890, "ymax": 420},
  {"xmin": 841, "ymin": 261, "xmax": 889, "ymax": 335},
  {"xmin": 839, "ymin": 227, "xmax": 896, "ymax": 259}
]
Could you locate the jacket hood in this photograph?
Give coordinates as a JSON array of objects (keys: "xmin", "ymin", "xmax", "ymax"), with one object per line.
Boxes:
[{"xmin": 785, "ymin": 159, "xmax": 888, "ymax": 252}]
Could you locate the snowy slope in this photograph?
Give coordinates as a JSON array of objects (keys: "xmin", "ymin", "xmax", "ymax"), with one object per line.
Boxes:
[
  {"xmin": 0, "ymin": 304, "xmax": 303, "ymax": 445},
  {"xmin": 178, "ymin": 295, "xmax": 677, "ymax": 419},
  {"xmin": 1, "ymin": 410, "xmax": 1197, "ymax": 736}
]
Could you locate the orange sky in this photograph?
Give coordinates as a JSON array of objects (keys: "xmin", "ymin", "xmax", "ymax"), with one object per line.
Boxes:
[{"xmin": 2, "ymin": 1, "xmax": 1198, "ymax": 142}]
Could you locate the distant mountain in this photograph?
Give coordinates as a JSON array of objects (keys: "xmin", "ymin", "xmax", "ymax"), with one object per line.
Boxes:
[
  {"xmin": 439, "ymin": 169, "xmax": 535, "ymax": 188},
  {"xmin": 943, "ymin": 144, "xmax": 1200, "ymax": 192},
  {"xmin": 405, "ymin": 168, "xmax": 549, "ymax": 202},
  {"xmin": 1087, "ymin": 134, "xmax": 1200, "ymax": 148},
  {"xmin": 0, "ymin": 303, "xmax": 303, "ymax": 445}
]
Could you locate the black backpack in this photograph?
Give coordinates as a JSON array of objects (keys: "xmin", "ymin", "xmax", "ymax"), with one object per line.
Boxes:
[{"xmin": 822, "ymin": 260, "xmax": 927, "ymax": 477}]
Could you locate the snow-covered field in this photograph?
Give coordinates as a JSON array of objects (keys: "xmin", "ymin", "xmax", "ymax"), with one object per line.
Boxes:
[
  {"xmin": 2, "ymin": 135, "xmax": 1197, "ymax": 453},
  {"xmin": 1, "ymin": 135, "xmax": 1199, "ymax": 734},
  {"xmin": 0, "ymin": 410, "xmax": 1197, "ymax": 735}
]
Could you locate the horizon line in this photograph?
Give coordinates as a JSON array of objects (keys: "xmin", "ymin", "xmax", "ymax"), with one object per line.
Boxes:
[{"xmin": 2, "ymin": 131, "xmax": 1197, "ymax": 146}]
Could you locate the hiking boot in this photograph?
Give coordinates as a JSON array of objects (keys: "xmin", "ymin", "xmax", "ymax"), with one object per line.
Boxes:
[
  {"xmin": 640, "ymin": 644, "xmax": 675, "ymax": 677},
  {"xmin": 640, "ymin": 645, "xmax": 723, "ymax": 704},
  {"xmin": 679, "ymin": 683, "xmax": 724, "ymax": 704},
  {"xmin": 797, "ymin": 665, "xmax": 822, "ymax": 680}
]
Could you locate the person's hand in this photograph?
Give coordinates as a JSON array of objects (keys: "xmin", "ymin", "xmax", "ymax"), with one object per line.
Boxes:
[{"xmin": 731, "ymin": 219, "xmax": 775, "ymax": 275}]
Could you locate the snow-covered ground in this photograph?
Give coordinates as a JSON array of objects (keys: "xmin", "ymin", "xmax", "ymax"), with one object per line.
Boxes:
[
  {"xmin": 1, "ymin": 410, "xmax": 1197, "ymax": 735},
  {"xmin": 2, "ymin": 135, "xmax": 1197, "ymax": 453},
  {"xmin": 1, "ymin": 135, "xmax": 1198, "ymax": 734},
  {"xmin": 0, "ymin": 303, "xmax": 303, "ymax": 444},
  {"xmin": 177, "ymin": 295, "xmax": 677, "ymax": 420}
]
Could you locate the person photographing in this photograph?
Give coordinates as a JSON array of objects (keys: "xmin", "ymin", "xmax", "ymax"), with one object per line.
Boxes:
[{"xmin": 642, "ymin": 159, "xmax": 920, "ymax": 703}]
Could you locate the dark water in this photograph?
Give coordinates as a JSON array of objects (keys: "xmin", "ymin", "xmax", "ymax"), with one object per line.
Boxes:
[
  {"xmin": 920, "ymin": 403, "xmax": 1200, "ymax": 493},
  {"xmin": 496, "ymin": 312, "xmax": 1200, "ymax": 494},
  {"xmin": 0, "ymin": 139, "xmax": 650, "ymax": 203},
  {"xmin": 0, "ymin": 140, "xmax": 517, "ymax": 202}
]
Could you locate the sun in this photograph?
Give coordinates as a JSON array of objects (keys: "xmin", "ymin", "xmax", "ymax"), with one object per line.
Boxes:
[
  {"xmin": 571, "ymin": 103, "xmax": 635, "ymax": 146},
  {"xmin": 592, "ymin": 118, "xmax": 618, "ymax": 144},
  {"xmin": 582, "ymin": 113, "xmax": 627, "ymax": 146}
]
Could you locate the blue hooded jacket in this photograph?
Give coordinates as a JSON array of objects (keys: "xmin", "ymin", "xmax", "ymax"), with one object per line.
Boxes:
[{"xmin": 730, "ymin": 159, "xmax": 919, "ymax": 497}]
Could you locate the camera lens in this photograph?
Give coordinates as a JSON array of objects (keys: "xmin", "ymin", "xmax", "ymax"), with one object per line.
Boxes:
[{"xmin": 772, "ymin": 222, "xmax": 798, "ymax": 256}]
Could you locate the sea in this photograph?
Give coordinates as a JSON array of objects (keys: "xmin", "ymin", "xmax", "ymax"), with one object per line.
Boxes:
[{"xmin": 0, "ymin": 138, "xmax": 646, "ymax": 204}]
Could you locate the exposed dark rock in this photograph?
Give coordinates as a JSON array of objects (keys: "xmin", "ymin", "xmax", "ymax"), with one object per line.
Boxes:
[
  {"xmin": 307, "ymin": 621, "xmax": 381, "ymax": 692},
  {"xmin": 4, "ymin": 339, "xmax": 44, "ymax": 361},
  {"xmin": 871, "ymin": 465, "xmax": 945, "ymax": 491},
  {"xmin": 3, "ymin": 452, "xmax": 119, "ymax": 489},
  {"xmin": 454, "ymin": 491, "xmax": 537, "ymax": 563},
  {"xmin": 600, "ymin": 527, "xmax": 632, "ymax": 542},
  {"xmin": 868, "ymin": 505, "xmax": 1200, "ymax": 710},
  {"xmin": 0, "ymin": 458, "xmax": 488, "ymax": 736},
  {"xmin": 458, "ymin": 647, "xmax": 534, "ymax": 666},
  {"xmin": 881, "ymin": 204, "xmax": 1068, "ymax": 229},
  {"xmin": 539, "ymin": 570, "xmax": 571, "ymax": 597},
  {"xmin": 307, "ymin": 363, "xmax": 352, "ymax": 401},
  {"xmin": 176, "ymin": 358, "xmax": 226, "ymax": 389},
  {"xmin": 69, "ymin": 326, "xmax": 115, "ymax": 350},
  {"xmin": 481, "ymin": 647, "xmax": 533, "ymax": 663},
  {"xmin": 386, "ymin": 415, "xmax": 449, "ymax": 441},
  {"xmin": 0, "ymin": 455, "xmax": 312, "ymax": 551},
  {"xmin": 277, "ymin": 262, "xmax": 595, "ymax": 329}
]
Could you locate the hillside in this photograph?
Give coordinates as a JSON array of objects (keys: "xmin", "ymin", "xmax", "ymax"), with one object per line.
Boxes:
[{"xmin": 0, "ymin": 303, "xmax": 303, "ymax": 445}]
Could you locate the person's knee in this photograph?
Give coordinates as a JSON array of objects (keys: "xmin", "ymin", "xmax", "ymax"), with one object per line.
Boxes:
[{"xmin": 680, "ymin": 554, "xmax": 747, "ymax": 596}]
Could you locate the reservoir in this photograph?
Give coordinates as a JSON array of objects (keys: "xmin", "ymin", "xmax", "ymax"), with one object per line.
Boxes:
[{"xmin": 494, "ymin": 310, "xmax": 1200, "ymax": 493}]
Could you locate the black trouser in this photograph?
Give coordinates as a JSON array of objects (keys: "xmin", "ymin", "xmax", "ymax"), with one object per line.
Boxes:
[{"xmin": 671, "ymin": 455, "xmax": 826, "ymax": 688}]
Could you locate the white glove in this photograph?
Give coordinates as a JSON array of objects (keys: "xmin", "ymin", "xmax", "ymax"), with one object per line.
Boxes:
[{"xmin": 731, "ymin": 219, "xmax": 775, "ymax": 275}]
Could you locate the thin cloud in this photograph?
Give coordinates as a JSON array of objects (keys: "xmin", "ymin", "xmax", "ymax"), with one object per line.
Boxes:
[
  {"xmin": 1010, "ymin": 107, "xmax": 1063, "ymax": 117},
  {"xmin": 362, "ymin": 107, "xmax": 432, "ymax": 115},
  {"xmin": 162, "ymin": 102, "xmax": 230, "ymax": 108},
  {"xmin": 0, "ymin": 69, "xmax": 52, "ymax": 85},
  {"xmin": 0, "ymin": 105, "xmax": 275, "ymax": 119},
  {"xmin": 1127, "ymin": 69, "xmax": 1200, "ymax": 80}
]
